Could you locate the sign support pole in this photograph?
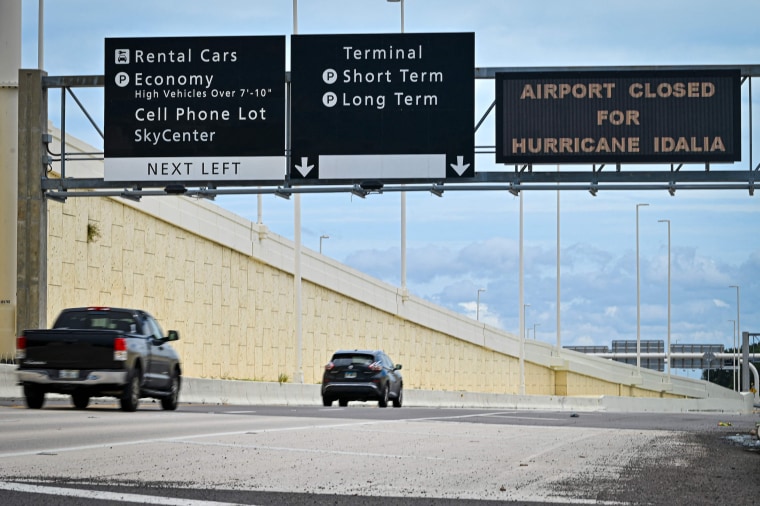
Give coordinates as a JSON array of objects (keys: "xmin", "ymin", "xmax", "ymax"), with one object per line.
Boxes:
[
  {"xmin": 16, "ymin": 68, "xmax": 49, "ymax": 337},
  {"xmin": 1, "ymin": 0, "xmax": 21, "ymax": 359}
]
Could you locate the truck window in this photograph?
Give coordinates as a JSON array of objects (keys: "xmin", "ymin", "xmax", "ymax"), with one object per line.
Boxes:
[
  {"xmin": 144, "ymin": 316, "xmax": 164, "ymax": 340},
  {"xmin": 53, "ymin": 310, "xmax": 138, "ymax": 332}
]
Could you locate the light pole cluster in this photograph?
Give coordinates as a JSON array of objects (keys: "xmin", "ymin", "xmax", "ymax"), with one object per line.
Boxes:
[{"xmin": 637, "ymin": 206, "xmax": 743, "ymax": 391}]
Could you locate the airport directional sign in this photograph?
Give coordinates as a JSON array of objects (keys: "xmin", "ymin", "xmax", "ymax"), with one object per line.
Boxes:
[
  {"xmin": 290, "ymin": 32, "xmax": 475, "ymax": 184},
  {"xmin": 104, "ymin": 35, "xmax": 286, "ymax": 183}
]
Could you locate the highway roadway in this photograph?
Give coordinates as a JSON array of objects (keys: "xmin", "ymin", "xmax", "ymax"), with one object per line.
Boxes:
[{"xmin": 0, "ymin": 398, "xmax": 759, "ymax": 505}]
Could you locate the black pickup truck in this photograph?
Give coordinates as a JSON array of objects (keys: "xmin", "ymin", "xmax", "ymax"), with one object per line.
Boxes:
[{"xmin": 16, "ymin": 307, "xmax": 182, "ymax": 411}]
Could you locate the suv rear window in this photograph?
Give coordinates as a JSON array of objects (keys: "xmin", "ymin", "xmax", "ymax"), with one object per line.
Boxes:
[{"xmin": 331, "ymin": 353, "xmax": 375, "ymax": 366}]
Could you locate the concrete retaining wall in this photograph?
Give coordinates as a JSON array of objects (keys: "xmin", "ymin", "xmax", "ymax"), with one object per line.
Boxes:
[{"xmin": 2, "ymin": 365, "xmax": 752, "ymax": 413}]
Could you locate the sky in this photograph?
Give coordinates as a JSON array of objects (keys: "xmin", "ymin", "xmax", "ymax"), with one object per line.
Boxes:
[{"xmin": 17, "ymin": 0, "xmax": 760, "ymax": 373}]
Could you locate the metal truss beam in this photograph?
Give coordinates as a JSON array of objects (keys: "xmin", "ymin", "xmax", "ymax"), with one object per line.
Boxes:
[{"xmin": 37, "ymin": 65, "xmax": 760, "ymax": 199}]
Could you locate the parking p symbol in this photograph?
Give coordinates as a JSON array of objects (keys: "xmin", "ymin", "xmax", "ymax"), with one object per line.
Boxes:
[
  {"xmin": 322, "ymin": 68, "xmax": 338, "ymax": 85},
  {"xmin": 322, "ymin": 91, "xmax": 337, "ymax": 108},
  {"xmin": 115, "ymin": 72, "xmax": 130, "ymax": 87}
]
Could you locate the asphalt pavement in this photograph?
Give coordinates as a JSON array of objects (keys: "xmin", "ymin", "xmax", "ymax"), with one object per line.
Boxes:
[{"xmin": 1, "ymin": 401, "xmax": 759, "ymax": 505}]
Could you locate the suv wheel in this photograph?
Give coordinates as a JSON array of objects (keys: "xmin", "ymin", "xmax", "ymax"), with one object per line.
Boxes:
[
  {"xmin": 378, "ymin": 384, "xmax": 389, "ymax": 408},
  {"xmin": 392, "ymin": 387, "xmax": 403, "ymax": 408},
  {"xmin": 322, "ymin": 396, "xmax": 333, "ymax": 407}
]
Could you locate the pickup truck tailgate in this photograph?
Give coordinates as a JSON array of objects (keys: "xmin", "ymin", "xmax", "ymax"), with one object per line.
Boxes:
[{"xmin": 21, "ymin": 329, "xmax": 123, "ymax": 370}]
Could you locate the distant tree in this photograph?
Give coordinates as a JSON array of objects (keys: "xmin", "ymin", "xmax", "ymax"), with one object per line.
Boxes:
[
  {"xmin": 702, "ymin": 342, "xmax": 760, "ymax": 392},
  {"xmin": 702, "ymin": 366, "xmax": 734, "ymax": 389}
]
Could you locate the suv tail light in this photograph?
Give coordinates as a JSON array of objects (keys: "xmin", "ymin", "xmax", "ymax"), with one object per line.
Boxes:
[
  {"xmin": 114, "ymin": 337, "xmax": 127, "ymax": 361},
  {"xmin": 325, "ymin": 361, "xmax": 335, "ymax": 371},
  {"xmin": 16, "ymin": 336, "xmax": 26, "ymax": 360},
  {"xmin": 368, "ymin": 362, "xmax": 382, "ymax": 372}
]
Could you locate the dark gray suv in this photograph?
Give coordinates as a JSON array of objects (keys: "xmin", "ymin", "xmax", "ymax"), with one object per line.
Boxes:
[{"xmin": 321, "ymin": 350, "xmax": 403, "ymax": 408}]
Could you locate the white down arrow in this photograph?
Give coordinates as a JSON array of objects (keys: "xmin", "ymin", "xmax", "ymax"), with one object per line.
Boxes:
[
  {"xmin": 295, "ymin": 157, "xmax": 314, "ymax": 177},
  {"xmin": 449, "ymin": 156, "xmax": 470, "ymax": 176}
]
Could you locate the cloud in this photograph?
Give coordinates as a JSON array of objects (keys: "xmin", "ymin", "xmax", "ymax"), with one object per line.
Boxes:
[{"xmin": 343, "ymin": 223, "xmax": 754, "ymax": 351}]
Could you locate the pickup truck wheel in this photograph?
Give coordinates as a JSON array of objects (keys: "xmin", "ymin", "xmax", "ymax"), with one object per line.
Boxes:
[
  {"xmin": 120, "ymin": 370, "xmax": 141, "ymax": 412},
  {"xmin": 24, "ymin": 384, "xmax": 45, "ymax": 409},
  {"xmin": 72, "ymin": 392, "xmax": 90, "ymax": 410},
  {"xmin": 161, "ymin": 371, "xmax": 180, "ymax": 411}
]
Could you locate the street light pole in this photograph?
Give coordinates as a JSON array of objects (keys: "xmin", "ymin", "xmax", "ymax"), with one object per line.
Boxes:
[
  {"xmin": 533, "ymin": 323, "xmax": 540, "ymax": 340},
  {"xmin": 729, "ymin": 285, "xmax": 741, "ymax": 391},
  {"xmin": 387, "ymin": 0, "xmax": 407, "ymax": 299},
  {"xmin": 728, "ymin": 319, "xmax": 737, "ymax": 391},
  {"xmin": 521, "ymin": 303, "xmax": 529, "ymax": 395},
  {"xmin": 636, "ymin": 203, "xmax": 649, "ymax": 374},
  {"xmin": 476, "ymin": 288, "xmax": 486, "ymax": 321},
  {"xmin": 387, "ymin": 0, "xmax": 405, "ymax": 31},
  {"xmin": 292, "ymin": 0, "xmax": 303, "ymax": 384},
  {"xmin": 518, "ymin": 186, "xmax": 526, "ymax": 396},
  {"xmin": 319, "ymin": 235, "xmax": 329, "ymax": 254},
  {"xmin": 658, "ymin": 219, "xmax": 671, "ymax": 381},
  {"xmin": 556, "ymin": 164, "xmax": 561, "ymax": 350}
]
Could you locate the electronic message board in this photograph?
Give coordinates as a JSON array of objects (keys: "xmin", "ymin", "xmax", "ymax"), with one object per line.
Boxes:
[
  {"xmin": 104, "ymin": 36, "xmax": 286, "ymax": 183},
  {"xmin": 290, "ymin": 32, "xmax": 474, "ymax": 183},
  {"xmin": 496, "ymin": 69, "xmax": 741, "ymax": 164}
]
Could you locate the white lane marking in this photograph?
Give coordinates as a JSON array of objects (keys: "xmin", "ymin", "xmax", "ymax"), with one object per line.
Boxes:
[
  {"xmin": 488, "ymin": 415, "xmax": 569, "ymax": 421},
  {"xmin": 0, "ymin": 481, "xmax": 249, "ymax": 505},
  {"xmin": 0, "ymin": 479, "xmax": 632, "ymax": 506}
]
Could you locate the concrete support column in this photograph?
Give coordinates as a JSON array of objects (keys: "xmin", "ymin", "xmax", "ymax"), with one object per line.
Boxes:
[
  {"xmin": 0, "ymin": 0, "xmax": 21, "ymax": 359},
  {"xmin": 16, "ymin": 69, "xmax": 48, "ymax": 337}
]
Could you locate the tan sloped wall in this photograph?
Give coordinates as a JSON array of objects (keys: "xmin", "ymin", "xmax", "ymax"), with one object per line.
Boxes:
[
  {"xmin": 45, "ymin": 194, "xmax": 539, "ymax": 392},
  {"xmin": 43, "ymin": 192, "xmax": 685, "ymax": 399}
]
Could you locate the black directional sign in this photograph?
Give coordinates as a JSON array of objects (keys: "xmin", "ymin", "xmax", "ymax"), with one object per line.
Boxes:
[
  {"xmin": 291, "ymin": 32, "xmax": 475, "ymax": 184},
  {"xmin": 496, "ymin": 69, "xmax": 741, "ymax": 164},
  {"xmin": 104, "ymin": 36, "xmax": 286, "ymax": 183}
]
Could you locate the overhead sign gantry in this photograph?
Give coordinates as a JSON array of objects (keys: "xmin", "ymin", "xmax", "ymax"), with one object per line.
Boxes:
[{"xmin": 30, "ymin": 37, "xmax": 758, "ymax": 198}]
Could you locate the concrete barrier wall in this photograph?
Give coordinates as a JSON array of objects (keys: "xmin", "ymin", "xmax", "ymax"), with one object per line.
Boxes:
[
  {"xmin": 1, "ymin": 125, "xmax": 748, "ymax": 407},
  {"xmin": 1, "ymin": 365, "xmax": 752, "ymax": 413}
]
